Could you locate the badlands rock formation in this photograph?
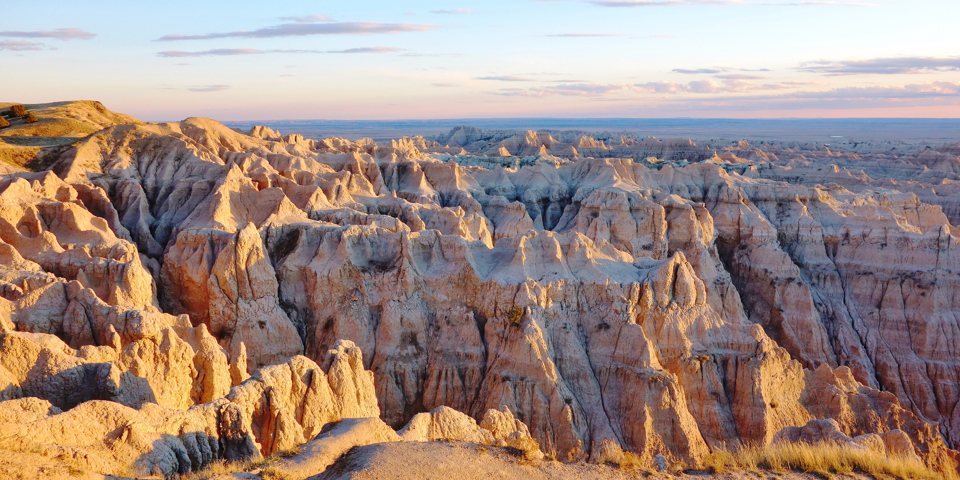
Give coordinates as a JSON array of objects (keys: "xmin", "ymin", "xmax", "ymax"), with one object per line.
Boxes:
[{"xmin": 2, "ymin": 103, "xmax": 960, "ymax": 477}]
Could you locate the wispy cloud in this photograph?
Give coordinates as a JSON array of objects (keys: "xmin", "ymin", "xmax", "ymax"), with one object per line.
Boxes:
[
  {"xmin": 0, "ymin": 28, "xmax": 96, "ymax": 41},
  {"xmin": 497, "ymin": 78, "xmax": 812, "ymax": 96},
  {"xmin": 546, "ymin": 33, "xmax": 625, "ymax": 37},
  {"xmin": 714, "ymin": 73, "xmax": 767, "ymax": 80},
  {"xmin": 637, "ymin": 78, "xmax": 804, "ymax": 93},
  {"xmin": 159, "ymin": 48, "xmax": 276, "ymax": 57},
  {"xmin": 401, "ymin": 52, "xmax": 463, "ymax": 57},
  {"xmin": 499, "ymin": 83, "xmax": 637, "ymax": 96},
  {"xmin": 674, "ymin": 67, "xmax": 772, "ymax": 74},
  {"xmin": 475, "ymin": 75, "xmax": 535, "ymax": 82},
  {"xmin": 785, "ymin": 81, "xmax": 960, "ymax": 99},
  {"xmin": 332, "ymin": 47, "xmax": 405, "ymax": 53},
  {"xmin": 430, "ymin": 8, "xmax": 475, "ymax": 14},
  {"xmin": 661, "ymin": 81, "xmax": 960, "ymax": 111},
  {"xmin": 567, "ymin": 0, "xmax": 880, "ymax": 6},
  {"xmin": 189, "ymin": 85, "xmax": 231, "ymax": 92},
  {"xmin": 157, "ymin": 22, "xmax": 438, "ymax": 41},
  {"xmin": 673, "ymin": 68, "xmax": 722, "ymax": 74},
  {"xmin": 159, "ymin": 85, "xmax": 232, "ymax": 92},
  {"xmin": 278, "ymin": 14, "xmax": 334, "ymax": 23},
  {"xmin": 799, "ymin": 56, "xmax": 960, "ymax": 75},
  {"xmin": 158, "ymin": 47, "xmax": 403, "ymax": 57},
  {"xmin": 432, "ymin": 83, "xmax": 457, "ymax": 87},
  {"xmin": 0, "ymin": 40, "xmax": 50, "ymax": 51}
]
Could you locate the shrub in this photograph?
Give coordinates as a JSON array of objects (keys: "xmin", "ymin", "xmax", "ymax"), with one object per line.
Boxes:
[
  {"xmin": 10, "ymin": 104, "xmax": 27, "ymax": 117},
  {"xmin": 23, "ymin": 112, "xmax": 38, "ymax": 124},
  {"xmin": 0, "ymin": 116, "xmax": 9, "ymax": 129},
  {"xmin": 507, "ymin": 305, "xmax": 523, "ymax": 325}
]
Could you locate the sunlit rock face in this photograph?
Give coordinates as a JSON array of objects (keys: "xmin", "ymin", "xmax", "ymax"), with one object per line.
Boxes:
[{"xmin": 2, "ymin": 115, "xmax": 960, "ymax": 473}]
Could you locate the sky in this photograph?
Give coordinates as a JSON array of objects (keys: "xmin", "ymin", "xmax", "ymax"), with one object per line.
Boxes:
[{"xmin": 2, "ymin": 0, "xmax": 959, "ymax": 120}]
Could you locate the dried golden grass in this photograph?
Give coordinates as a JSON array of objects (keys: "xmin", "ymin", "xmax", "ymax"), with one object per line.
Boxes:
[
  {"xmin": 705, "ymin": 442, "xmax": 954, "ymax": 480},
  {"xmin": 173, "ymin": 459, "xmax": 248, "ymax": 480}
]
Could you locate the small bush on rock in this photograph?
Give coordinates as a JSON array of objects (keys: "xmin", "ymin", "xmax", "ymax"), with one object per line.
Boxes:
[
  {"xmin": 0, "ymin": 116, "xmax": 9, "ymax": 129},
  {"xmin": 507, "ymin": 305, "xmax": 524, "ymax": 325},
  {"xmin": 23, "ymin": 112, "xmax": 38, "ymax": 124},
  {"xmin": 10, "ymin": 104, "xmax": 27, "ymax": 117}
]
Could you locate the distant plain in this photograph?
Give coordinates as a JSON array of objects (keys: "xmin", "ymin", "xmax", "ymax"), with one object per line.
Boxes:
[{"xmin": 222, "ymin": 118, "xmax": 960, "ymax": 144}]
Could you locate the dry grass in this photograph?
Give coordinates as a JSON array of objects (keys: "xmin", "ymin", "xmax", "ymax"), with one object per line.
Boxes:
[
  {"xmin": 173, "ymin": 459, "xmax": 249, "ymax": 480},
  {"xmin": 592, "ymin": 440, "xmax": 649, "ymax": 473},
  {"xmin": 174, "ymin": 445, "xmax": 308, "ymax": 480},
  {"xmin": 708, "ymin": 442, "xmax": 954, "ymax": 480},
  {"xmin": 260, "ymin": 467, "xmax": 294, "ymax": 480}
]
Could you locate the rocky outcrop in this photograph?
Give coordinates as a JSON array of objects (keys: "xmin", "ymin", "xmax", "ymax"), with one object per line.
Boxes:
[
  {"xmin": 398, "ymin": 406, "xmax": 543, "ymax": 460},
  {"xmin": 0, "ymin": 338, "xmax": 379, "ymax": 477}
]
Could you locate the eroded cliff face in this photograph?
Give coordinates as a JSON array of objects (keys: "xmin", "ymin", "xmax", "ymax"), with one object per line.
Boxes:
[{"xmin": 2, "ymin": 116, "xmax": 960, "ymax": 473}]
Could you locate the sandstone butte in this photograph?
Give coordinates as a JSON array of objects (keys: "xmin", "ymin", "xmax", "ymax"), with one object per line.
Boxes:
[{"xmin": 2, "ymin": 101, "xmax": 960, "ymax": 478}]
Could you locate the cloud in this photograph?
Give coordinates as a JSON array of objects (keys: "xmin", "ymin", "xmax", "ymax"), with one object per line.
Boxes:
[
  {"xmin": 158, "ymin": 47, "xmax": 403, "ymax": 57},
  {"xmin": 160, "ymin": 85, "xmax": 232, "ymax": 92},
  {"xmin": 799, "ymin": 56, "xmax": 960, "ymax": 75},
  {"xmin": 661, "ymin": 81, "xmax": 960, "ymax": 111},
  {"xmin": 432, "ymin": 83, "xmax": 457, "ymax": 87},
  {"xmin": 637, "ymin": 78, "xmax": 802, "ymax": 93},
  {"xmin": 278, "ymin": 14, "xmax": 333, "ymax": 23},
  {"xmin": 159, "ymin": 48, "xmax": 271, "ymax": 57},
  {"xmin": 157, "ymin": 22, "xmax": 438, "ymax": 41},
  {"xmin": 331, "ymin": 47, "xmax": 405, "ymax": 53},
  {"xmin": 190, "ymin": 85, "xmax": 230, "ymax": 92},
  {"xmin": 673, "ymin": 68, "xmax": 722, "ymax": 74},
  {"xmin": 496, "ymin": 78, "xmax": 813, "ymax": 97},
  {"xmin": 0, "ymin": 40, "xmax": 49, "ymax": 51},
  {"xmin": 430, "ymin": 8, "xmax": 475, "ymax": 14},
  {"xmin": 498, "ymin": 83, "xmax": 638, "ymax": 96},
  {"xmin": 565, "ymin": 0, "xmax": 879, "ymax": 6},
  {"xmin": 714, "ymin": 73, "xmax": 766, "ymax": 80},
  {"xmin": 475, "ymin": 75, "xmax": 535, "ymax": 82},
  {"xmin": 0, "ymin": 28, "xmax": 95, "ymax": 41},
  {"xmin": 546, "ymin": 33, "xmax": 625, "ymax": 37},
  {"xmin": 788, "ymin": 81, "xmax": 960, "ymax": 99},
  {"xmin": 401, "ymin": 52, "xmax": 463, "ymax": 57}
]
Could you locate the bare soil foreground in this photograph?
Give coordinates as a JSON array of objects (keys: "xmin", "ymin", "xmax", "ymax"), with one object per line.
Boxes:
[
  {"xmin": 2, "ymin": 100, "xmax": 960, "ymax": 479},
  {"xmin": 315, "ymin": 442, "xmax": 906, "ymax": 480}
]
